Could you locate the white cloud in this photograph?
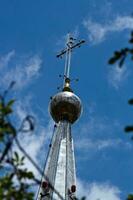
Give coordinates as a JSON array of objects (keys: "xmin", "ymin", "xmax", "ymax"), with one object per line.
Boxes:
[
  {"xmin": 76, "ymin": 138, "xmax": 118, "ymax": 151},
  {"xmin": 83, "ymin": 15, "xmax": 133, "ymax": 44},
  {"xmin": 25, "ymin": 56, "xmax": 42, "ymax": 79},
  {"xmin": 75, "ymin": 138, "xmax": 131, "ymax": 152},
  {"xmin": 0, "ymin": 51, "xmax": 52, "ymax": 192},
  {"xmin": 0, "ymin": 50, "xmax": 15, "ymax": 69},
  {"xmin": 84, "ymin": 20, "xmax": 106, "ymax": 44},
  {"xmin": 76, "ymin": 116, "xmax": 113, "ymax": 137},
  {"xmin": 17, "ymin": 123, "xmax": 53, "ymax": 177},
  {"xmin": 108, "ymin": 65, "xmax": 129, "ymax": 89},
  {"xmin": 77, "ymin": 179, "xmax": 121, "ymax": 200},
  {"xmin": 0, "ymin": 52, "xmax": 42, "ymax": 90},
  {"xmin": 0, "ymin": 51, "xmax": 45, "ymax": 177},
  {"xmin": 15, "ymin": 100, "xmax": 29, "ymax": 122},
  {"xmin": 75, "ymin": 116, "xmax": 132, "ymax": 154}
]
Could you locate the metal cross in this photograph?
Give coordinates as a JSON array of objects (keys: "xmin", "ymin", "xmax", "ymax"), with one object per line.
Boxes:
[{"xmin": 56, "ymin": 33, "xmax": 85, "ymax": 85}]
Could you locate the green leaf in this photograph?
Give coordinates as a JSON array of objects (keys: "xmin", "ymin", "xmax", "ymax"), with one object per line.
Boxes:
[
  {"xmin": 119, "ymin": 56, "xmax": 126, "ymax": 67},
  {"xmin": 26, "ymin": 171, "xmax": 34, "ymax": 179},
  {"xmin": 2, "ymin": 106, "xmax": 13, "ymax": 115},
  {"xmin": 127, "ymin": 194, "xmax": 133, "ymax": 200},
  {"xmin": 7, "ymin": 99, "xmax": 15, "ymax": 108},
  {"xmin": 0, "ymin": 131, "xmax": 4, "ymax": 141},
  {"xmin": 0, "ymin": 103, "xmax": 3, "ymax": 110},
  {"xmin": 108, "ymin": 56, "xmax": 118, "ymax": 64},
  {"xmin": 129, "ymin": 38, "xmax": 133, "ymax": 43},
  {"xmin": 128, "ymin": 99, "xmax": 133, "ymax": 105},
  {"xmin": 114, "ymin": 51, "xmax": 121, "ymax": 57},
  {"xmin": 125, "ymin": 126, "xmax": 133, "ymax": 132},
  {"xmin": 81, "ymin": 197, "xmax": 86, "ymax": 200},
  {"xmin": 14, "ymin": 152, "xmax": 19, "ymax": 162},
  {"xmin": 21, "ymin": 156, "xmax": 25, "ymax": 162},
  {"xmin": 0, "ymin": 123, "xmax": 16, "ymax": 135},
  {"xmin": 130, "ymin": 49, "xmax": 133, "ymax": 54}
]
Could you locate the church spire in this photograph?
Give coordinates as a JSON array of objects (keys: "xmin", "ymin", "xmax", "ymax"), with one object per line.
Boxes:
[{"xmin": 37, "ymin": 34, "xmax": 85, "ymax": 200}]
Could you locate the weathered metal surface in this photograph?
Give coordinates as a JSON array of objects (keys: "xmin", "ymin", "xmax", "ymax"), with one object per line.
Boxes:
[{"xmin": 38, "ymin": 121, "xmax": 76, "ymax": 200}]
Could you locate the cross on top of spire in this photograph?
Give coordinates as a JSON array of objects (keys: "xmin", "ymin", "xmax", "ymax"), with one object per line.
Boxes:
[{"xmin": 56, "ymin": 33, "xmax": 85, "ymax": 89}]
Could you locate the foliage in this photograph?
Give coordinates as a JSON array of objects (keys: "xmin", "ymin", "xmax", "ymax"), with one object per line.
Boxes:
[
  {"xmin": 109, "ymin": 31, "xmax": 133, "ymax": 200},
  {"xmin": 127, "ymin": 194, "xmax": 133, "ymax": 200},
  {"xmin": 108, "ymin": 31, "xmax": 133, "ymax": 67},
  {"xmin": 108, "ymin": 31, "xmax": 133, "ymax": 134},
  {"xmin": 0, "ymin": 95, "xmax": 36, "ymax": 200}
]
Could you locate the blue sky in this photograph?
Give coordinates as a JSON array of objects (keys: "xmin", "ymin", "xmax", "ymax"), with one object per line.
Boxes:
[{"xmin": 1, "ymin": 0, "xmax": 133, "ymax": 199}]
